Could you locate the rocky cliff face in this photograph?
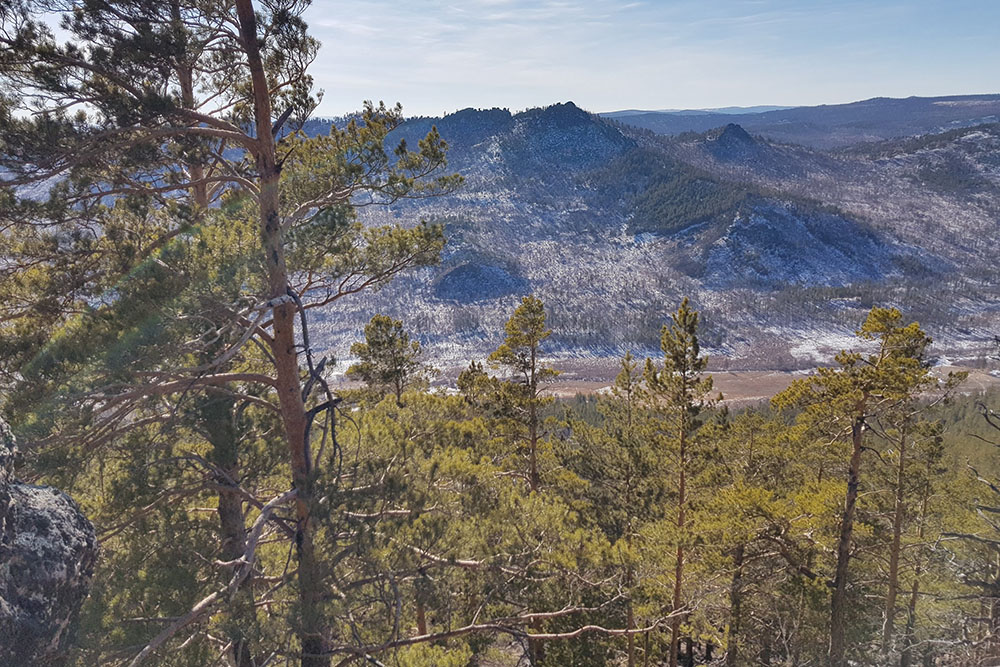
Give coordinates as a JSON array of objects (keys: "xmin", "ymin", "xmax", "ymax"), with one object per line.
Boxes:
[{"xmin": 0, "ymin": 420, "xmax": 97, "ymax": 665}]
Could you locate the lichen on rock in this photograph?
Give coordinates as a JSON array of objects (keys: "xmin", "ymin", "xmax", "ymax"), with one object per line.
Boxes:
[{"xmin": 0, "ymin": 419, "xmax": 97, "ymax": 665}]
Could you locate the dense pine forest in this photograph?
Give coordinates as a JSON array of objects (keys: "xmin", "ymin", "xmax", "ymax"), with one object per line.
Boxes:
[{"xmin": 1, "ymin": 1, "xmax": 1000, "ymax": 666}]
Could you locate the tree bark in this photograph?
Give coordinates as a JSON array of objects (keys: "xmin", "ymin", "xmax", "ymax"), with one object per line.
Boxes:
[
  {"xmin": 415, "ymin": 597, "xmax": 427, "ymax": 637},
  {"xmin": 901, "ymin": 476, "xmax": 932, "ymax": 667},
  {"xmin": 203, "ymin": 398, "xmax": 255, "ymax": 667},
  {"xmin": 726, "ymin": 543, "xmax": 746, "ymax": 667},
  {"xmin": 625, "ymin": 505, "xmax": 637, "ymax": 667},
  {"xmin": 529, "ymin": 618, "xmax": 545, "ymax": 665},
  {"xmin": 528, "ymin": 343, "xmax": 539, "ymax": 492},
  {"xmin": 830, "ymin": 412, "xmax": 865, "ymax": 667},
  {"xmin": 176, "ymin": 9, "xmax": 248, "ymax": 657},
  {"xmin": 883, "ymin": 425, "xmax": 908, "ymax": 654},
  {"xmin": 234, "ymin": 2, "xmax": 326, "ymax": 664},
  {"xmin": 170, "ymin": 0, "xmax": 209, "ymax": 211},
  {"xmin": 627, "ymin": 600, "xmax": 636, "ymax": 667},
  {"xmin": 899, "ymin": 574, "xmax": 920, "ymax": 667},
  {"xmin": 526, "ymin": 343, "xmax": 543, "ymax": 664},
  {"xmin": 669, "ymin": 421, "xmax": 687, "ymax": 667}
]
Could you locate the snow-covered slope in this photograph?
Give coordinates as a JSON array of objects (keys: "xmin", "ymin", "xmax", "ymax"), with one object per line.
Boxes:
[{"xmin": 304, "ymin": 104, "xmax": 999, "ymax": 370}]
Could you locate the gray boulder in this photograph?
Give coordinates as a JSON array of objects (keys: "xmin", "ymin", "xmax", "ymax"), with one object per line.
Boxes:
[{"xmin": 0, "ymin": 420, "xmax": 97, "ymax": 665}]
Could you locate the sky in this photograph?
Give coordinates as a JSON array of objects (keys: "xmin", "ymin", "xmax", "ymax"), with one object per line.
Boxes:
[{"xmin": 301, "ymin": 0, "xmax": 1000, "ymax": 117}]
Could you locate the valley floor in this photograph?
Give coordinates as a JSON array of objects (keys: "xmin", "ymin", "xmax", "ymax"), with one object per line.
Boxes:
[{"xmin": 540, "ymin": 360, "xmax": 1000, "ymax": 405}]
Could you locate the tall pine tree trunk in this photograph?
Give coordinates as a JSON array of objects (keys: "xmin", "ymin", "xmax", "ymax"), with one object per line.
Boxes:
[
  {"xmin": 176, "ymin": 22, "xmax": 249, "ymax": 657},
  {"xmin": 627, "ymin": 547, "xmax": 636, "ymax": 667},
  {"xmin": 218, "ymin": 469, "xmax": 255, "ymax": 667},
  {"xmin": 528, "ymin": 344, "xmax": 539, "ymax": 492},
  {"xmin": 670, "ymin": 425, "xmax": 687, "ymax": 667},
  {"xmin": 627, "ymin": 600, "xmax": 636, "ymax": 667},
  {"xmin": 170, "ymin": 1, "xmax": 209, "ymax": 212},
  {"xmin": 234, "ymin": 2, "xmax": 326, "ymax": 664},
  {"xmin": 727, "ymin": 543, "xmax": 746, "ymax": 667},
  {"xmin": 528, "ymin": 618, "xmax": 545, "ymax": 665},
  {"xmin": 883, "ymin": 426, "xmax": 909, "ymax": 654},
  {"xmin": 203, "ymin": 397, "xmax": 256, "ymax": 667},
  {"xmin": 526, "ymin": 344, "xmax": 543, "ymax": 664},
  {"xmin": 900, "ymin": 575, "xmax": 921, "ymax": 667},
  {"xmin": 415, "ymin": 597, "xmax": 428, "ymax": 636},
  {"xmin": 830, "ymin": 413, "xmax": 865, "ymax": 667},
  {"xmin": 901, "ymin": 481, "xmax": 929, "ymax": 667},
  {"xmin": 415, "ymin": 569, "xmax": 429, "ymax": 636}
]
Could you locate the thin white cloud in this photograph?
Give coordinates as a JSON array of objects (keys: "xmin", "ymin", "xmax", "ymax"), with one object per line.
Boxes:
[{"xmin": 303, "ymin": 0, "xmax": 1000, "ymax": 116}]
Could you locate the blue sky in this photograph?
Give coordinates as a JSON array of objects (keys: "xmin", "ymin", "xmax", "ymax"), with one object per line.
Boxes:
[{"xmin": 302, "ymin": 0, "xmax": 1000, "ymax": 117}]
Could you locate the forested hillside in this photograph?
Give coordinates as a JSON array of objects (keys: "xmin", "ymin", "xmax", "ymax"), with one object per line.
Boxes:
[
  {"xmin": 312, "ymin": 105, "xmax": 998, "ymax": 370},
  {"xmin": 1, "ymin": 2, "xmax": 999, "ymax": 667}
]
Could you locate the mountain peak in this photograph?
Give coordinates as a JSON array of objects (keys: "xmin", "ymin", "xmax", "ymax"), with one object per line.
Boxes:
[
  {"xmin": 715, "ymin": 123, "xmax": 755, "ymax": 146},
  {"xmin": 519, "ymin": 101, "xmax": 592, "ymax": 126},
  {"xmin": 445, "ymin": 107, "xmax": 512, "ymax": 123},
  {"xmin": 552, "ymin": 101, "xmax": 581, "ymax": 112},
  {"xmin": 704, "ymin": 123, "xmax": 762, "ymax": 162}
]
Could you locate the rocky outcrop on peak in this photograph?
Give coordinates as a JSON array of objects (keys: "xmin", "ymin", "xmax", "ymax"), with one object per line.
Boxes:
[
  {"xmin": 0, "ymin": 420, "xmax": 97, "ymax": 666},
  {"xmin": 708, "ymin": 123, "xmax": 756, "ymax": 156}
]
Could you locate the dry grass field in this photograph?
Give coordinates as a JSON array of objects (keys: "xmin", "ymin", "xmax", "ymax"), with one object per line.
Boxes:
[{"xmin": 543, "ymin": 359, "xmax": 1000, "ymax": 405}]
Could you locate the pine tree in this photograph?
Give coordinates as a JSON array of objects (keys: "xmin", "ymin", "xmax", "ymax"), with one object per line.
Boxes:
[
  {"xmin": 774, "ymin": 307, "xmax": 936, "ymax": 667},
  {"xmin": 0, "ymin": 2, "xmax": 457, "ymax": 664},
  {"xmin": 347, "ymin": 314, "xmax": 432, "ymax": 405},
  {"xmin": 643, "ymin": 298, "xmax": 715, "ymax": 667},
  {"xmin": 594, "ymin": 352, "xmax": 662, "ymax": 666},
  {"xmin": 487, "ymin": 295, "xmax": 559, "ymax": 493}
]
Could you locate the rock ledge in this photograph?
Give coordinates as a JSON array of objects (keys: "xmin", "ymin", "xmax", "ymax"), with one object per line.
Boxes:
[{"xmin": 1, "ymin": 420, "xmax": 97, "ymax": 665}]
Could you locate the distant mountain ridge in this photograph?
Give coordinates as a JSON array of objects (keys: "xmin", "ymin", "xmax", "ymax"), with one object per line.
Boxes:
[
  {"xmin": 603, "ymin": 105, "xmax": 792, "ymax": 118},
  {"xmin": 302, "ymin": 99, "xmax": 999, "ymax": 370},
  {"xmin": 601, "ymin": 94, "xmax": 1000, "ymax": 148}
]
